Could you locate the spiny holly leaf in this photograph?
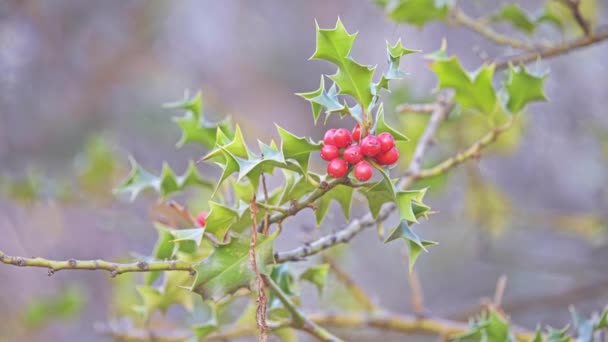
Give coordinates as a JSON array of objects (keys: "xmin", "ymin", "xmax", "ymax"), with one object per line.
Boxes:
[
  {"xmin": 504, "ymin": 64, "xmax": 548, "ymax": 113},
  {"xmin": 544, "ymin": 325, "xmax": 572, "ymax": 342},
  {"xmin": 170, "ymin": 228, "xmax": 205, "ymax": 248},
  {"xmin": 165, "ymin": 91, "xmax": 234, "ymax": 149},
  {"xmin": 396, "ymin": 190, "xmax": 424, "ymax": 223},
  {"xmin": 376, "ymin": 39, "xmax": 420, "ymax": 93},
  {"xmin": 297, "ymin": 77, "xmax": 345, "ymax": 124},
  {"xmin": 145, "ymin": 224, "xmax": 178, "ymax": 286},
  {"xmin": 192, "ymin": 232, "xmax": 276, "ymax": 302},
  {"xmin": 452, "ymin": 308, "xmax": 512, "ymax": 342},
  {"xmin": 490, "ymin": 4, "xmax": 538, "ymax": 34},
  {"xmin": 315, "ymin": 184, "xmax": 353, "ymax": 226},
  {"xmin": 373, "ymin": 105, "xmax": 409, "ymax": 141},
  {"xmin": 380, "ymin": 0, "xmax": 451, "ymax": 28},
  {"xmin": 204, "ymin": 202, "xmax": 239, "ymax": 240},
  {"xmin": 115, "ymin": 158, "xmax": 213, "ymax": 201},
  {"xmin": 361, "ymin": 164, "xmax": 397, "ymax": 218},
  {"xmin": 234, "ymin": 140, "xmax": 287, "ymax": 190},
  {"xmin": 280, "ymin": 172, "xmax": 319, "ymax": 205},
  {"xmin": 270, "ymin": 264, "xmax": 297, "ymax": 297},
  {"xmin": 428, "ymin": 46, "xmax": 497, "ymax": 113},
  {"xmin": 277, "ymin": 125, "xmax": 321, "ymax": 175},
  {"xmin": 300, "ymin": 264, "xmax": 329, "ymax": 295},
  {"xmin": 135, "ymin": 272, "xmax": 196, "ymax": 317},
  {"xmin": 311, "ymin": 19, "xmax": 375, "ymax": 110},
  {"xmin": 385, "ymin": 220, "xmax": 436, "ymax": 271}
]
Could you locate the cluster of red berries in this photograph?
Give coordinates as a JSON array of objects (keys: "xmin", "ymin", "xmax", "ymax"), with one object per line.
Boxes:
[{"xmin": 321, "ymin": 124, "xmax": 399, "ymax": 181}]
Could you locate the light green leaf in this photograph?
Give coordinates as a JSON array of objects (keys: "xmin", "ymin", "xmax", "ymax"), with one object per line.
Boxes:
[
  {"xmin": 145, "ymin": 224, "xmax": 178, "ymax": 286},
  {"xmin": 170, "ymin": 228, "xmax": 205, "ymax": 247},
  {"xmin": 381, "ymin": 0, "xmax": 451, "ymax": 27},
  {"xmin": 270, "ymin": 264, "xmax": 297, "ymax": 297},
  {"xmin": 193, "ymin": 232, "xmax": 276, "ymax": 301},
  {"xmin": 373, "ymin": 105, "xmax": 409, "ymax": 141},
  {"xmin": 24, "ymin": 286, "xmax": 86, "ymax": 328},
  {"xmin": 378, "ymin": 39, "xmax": 420, "ymax": 92},
  {"xmin": 490, "ymin": 4, "xmax": 537, "ymax": 34},
  {"xmin": 430, "ymin": 55, "xmax": 497, "ymax": 113},
  {"xmin": 300, "ymin": 264, "xmax": 330, "ymax": 294},
  {"xmin": 315, "ymin": 184, "xmax": 353, "ymax": 226},
  {"xmin": 396, "ymin": 191, "xmax": 420, "ymax": 222},
  {"xmin": 504, "ymin": 64, "xmax": 548, "ymax": 113},
  {"xmin": 277, "ymin": 125, "xmax": 321, "ymax": 175},
  {"xmin": 297, "ymin": 77, "xmax": 345, "ymax": 124},
  {"xmin": 136, "ymin": 272, "xmax": 196, "ymax": 316},
  {"xmin": 204, "ymin": 202, "xmax": 239, "ymax": 240},
  {"xmin": 115, "ymin": 158, "xmax": 213, "ymax": 201},
  {"xmin": 406, "ymin": 239, "xmax": 438, "ymax": 273},
  {"xmin": 311, "ymin": 19, "xmax": 375, "ymax": 109}
]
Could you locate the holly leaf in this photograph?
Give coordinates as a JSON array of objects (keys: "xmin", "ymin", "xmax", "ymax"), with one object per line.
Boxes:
[
  {"xmin": 311, "ymin": 19, "xmax": 375, "ymax": 110},
  {"xmin": 315, "ymin": 184, "xmax": 353, "ymax": 226},
  {"xmin": 504, "ymin": 64, "xmax": 548, "ymax": 113},
  {"xmin": 136, "ymin": 272, "xmax": 196, "ymax": 317},
  {"xmin": 192, "ymin": 232, "xmax": 276, "ymax": 301},
  {"xmin": 376, "ymin": 39, "xmax": 420, "ymax": 93},
  {"xmin": 300, "ymin": 264, "xmax": 330, "ymax": 295},
  {"xmin": 361, "ymin": 164, "xmax": 397, "ymax": 218},
  {"xmin": 385, "ymin": 220, "xmax": 437, "ymax": 271},
  {"xmin": 297, "ymin": 77, "xmax": 345, "ymax": 124},
  {"xmin": 115, "ymin": 158, "xmax": 213, "ymax": 201},
  {"xmin": 429, "ymin": 50, "xmax": 497, "ymax": 113},
  {"xmin": 204, "ymin": 202, "xmax": 239, "ymax": 240},
  {"xmin": 145, "ymin": 224, "xmax": 178, "ymax": 286},
  {"xmin": 277, "ymin": 125, "xmax": 321, "ymax": 175},
  {"xmin": 396, "ymin": 190, "xmax": 421, "ymax": 223},
  {"xmin": 380, "ymin": 0, "xmax": 451, "ymax": 28},
  {"xmin": 490, "ymin": 4, "xmax": 537, "ymax": 34},
  {"xmin": 373, "ymin": 105, "xmax": 409, "ymax": 141}
]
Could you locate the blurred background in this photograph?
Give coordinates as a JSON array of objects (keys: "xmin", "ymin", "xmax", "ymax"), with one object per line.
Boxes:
[{"xmin": 1, "ymin": 0, "xmax": 607, "ymax": 341}]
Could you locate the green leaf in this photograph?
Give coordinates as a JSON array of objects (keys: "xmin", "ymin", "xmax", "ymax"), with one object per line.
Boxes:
[
  {"xmin": 311, "ymin": 19, "xmax": 375, "ymax": 109},
  {"xmin": 361, "ymin": 164, "xmax": 397, "ymax": 219},
  {"xmin": 165, "ymin": 91, "xmax": 234, "ymax": 149},
  {"xmin": 381, "ymin": 0, "xmax": 451, "ymax": 28},
  {"xmin": 300, "ymin": 264, "xmax": 330, "ymax": 294},
  {"xmin": 373, "ymin": 105, "xmax": 409, "ymax": 141},
  {"xmin": 490, "ymin": 4, "xmax": 537, "ymax": 34},
  {"xmin": 485, "ymin": 309, "xmax": 510, "ymax": 342},
  {"xmin": 24, "ymin": 286, "xmax": 86, "ymax": 328},
  {"xmin": 504, "ymin": 64, "xmax": 548, "ymax": 113},
  {"xmin": 430, "ymin": 54, "xmax": 497, "ymax": 113},
  {"xmin": 204, "ymin": 202, "xmax": 239, "ymax": 240},
  {"xmin": 115, "ymin": 158, "xmax": 212, "ymax": 201},
  {"xmin": 136, "ymin": 272, "xmax": 195, "ymax": 316},
  {"xmin": 385, "ymin": 220, "xmax": 437, "ymax": 271},
  {"xmin": 193, "ymin": 322, "xmax": 218, "ymax": 340},
  {"xmin": 170, "ymin": 228, "xmax": 205, "ymax": 247},
  {"xmin": 297, "ymin": 77, "xmax": 345, "ymax": 124},
  {"xmin": 406, "ymin": 239, "xmax": 437, "ymax": 272},
  {"xmin": 396, "ymin": 190, "xmax": 421, "ymax": 223},
  {"xmin": 377, "ymin": 39, "xmax": 420, "ymax": 92},
  {"xmin": 315, "ymin": 184, "xmax": 353, "ymax": 226},
  {"xmin": 277, "ymin": 125, "xmax": 321, "ymax": 175},
  {"xmin": 270, "ymin": 264, "xmax": 297, "ymax": 297},
  {"xmin": 145, "ymin": 224, "xmax": 178, "ymax": 286},
  {"xmin": 193, "ymin": 232, "xmax": 276, "ymax": 301}
]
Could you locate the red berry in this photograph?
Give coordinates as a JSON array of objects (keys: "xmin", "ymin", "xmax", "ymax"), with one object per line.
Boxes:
[
  {"xmin": 377, "ymin": 132, "xmax": 395, "ymax": 153},
  {"xmin": 332, "ymin": 128, "xmax": 352, "ymax": 148},
  {"xmin": 360, "ymin": 135, "xmax": 382, "ymax": 157},
  {"xmin": 375, "ymin": 147, "xmax": 399, "ymax": 165},
  {"xmin": 343, "ymin": 145, "xmax": 363, "ymax": 164},
  {"xmin": 323, "ymin": 129, "xmax": 337, "ymax": 146},
  {"xmin": 354, "ymin": 161, "xmax": 373, "ymax": 181},
  {"xmin": 196, "ymin": 212, "xmax": 208, "ymax": 227},
  {"xmin": 327, "ymin": 158, "xmax": 348, "ymax": 178},
  {"xmin": 352, "ymin": 124, "xmax": 361, "ymax": 142},
  {"xmin": 320, "ymin": 145, "xmax": 339, "ymax": 161}
]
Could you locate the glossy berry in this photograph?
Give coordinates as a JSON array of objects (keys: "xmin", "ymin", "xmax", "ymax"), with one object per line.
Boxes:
[
  {"xmin": 360, "ymin": 135, "xmax": 382, "ymax": 157},
  {"xmin": 320, "ymin": 145, "xmax": 339, "ymax": 161},
  {"xmin": 343, "ymin": 145, "xmax": 363, "ymax": 164},
  {"xmin": 375, "ymin": 146, "xmax": 399, "ymax": 165},
  {"xmin": 352, "ymin": 124, "xmax": 361, "ymax": 142},
  {"xmin": 333, "ymin": 128, "xmax": 352, "ymax": 148},
  {"xmin": 196, "ymin": 212, "xmax": 208, "ymax": 227},
  {"xmin": 327, "ymin": 158, "xmax": 348, "ymax": 178},
  {"xmin": 354, "ymin": 161, "xmax": 373, "ymax": 181},
  {"xmin": 377, "ymin": 132, "xmax": 395, "ymax": 153},
  {"xmin": 323, "ymin": 129, "xmax": 337, "ymax": 146}
]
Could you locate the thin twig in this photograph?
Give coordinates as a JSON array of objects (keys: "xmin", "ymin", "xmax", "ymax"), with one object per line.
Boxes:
[
  {"xmin": 407, "ymin": 266, "xmax": 426, "ymax": 317},
  {"xmin": 451, "ymin": 8, "xmax": 536, "ymax": 51},
  {"xmin": 396, "ymin": 103, "xmax": 437, "ymax": 114},
  {"xmin": 414, "ymin": 116, "xmax": 514, "ymax": 181},
  {"xmin": 493, "ymin": 274, "xmax": 508, "ymax": 310},
  {"xmin": 262, "ymin": 274, "xmax": 344, "ymax": 342},
  {"xmin": 249, "ymin": 195, "xmax": 268, "ymax": 342},
  {"xmin": 558, "ymin": 0, "xmax": 591, "ymax": 36},
  {"xmin": 0, "ymin": 250, "xmax": 196, "ymax": 277},
  {"xmin": 322, "ymin": 255, "xmax": 380, "ymax": 312},
  {"xmin": 261, "ymin": 172, "xmax": 271, "ymax": 235},
  {"xmin": 493, "ymin": 26, "xmax": 608, "ymax": 70}
]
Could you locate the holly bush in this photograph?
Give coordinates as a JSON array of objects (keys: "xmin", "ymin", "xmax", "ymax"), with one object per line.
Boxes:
[{"xmin": 2, "ymin": 1, "xmax": 608, "ymax": 341}]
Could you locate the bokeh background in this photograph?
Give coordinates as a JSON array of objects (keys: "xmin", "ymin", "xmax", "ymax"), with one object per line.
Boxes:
[{"xmin": 1, "ymin": 1, "xmax": 607, "ymax": 341}]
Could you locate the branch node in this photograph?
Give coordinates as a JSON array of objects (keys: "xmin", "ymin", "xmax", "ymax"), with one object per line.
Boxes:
[
  {"xmin": 136, "ymin": 261, "xmax": 149, "ymax": 270},
  {"xmin": 189, "ymin": 269, "xmax": 196, "ymax": 277},
  {"xmin": 48, "ymin": 268, "xmax": 55, "ymax": 276},
  {"xmin": 16, "ymin": 257, "xmax": 25, "ymax": 266},
  {"xmin": 68, "ymin": 258, "xmax": 77, "ymax": 268}
]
